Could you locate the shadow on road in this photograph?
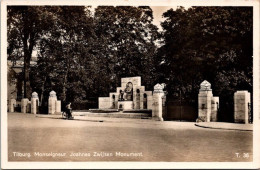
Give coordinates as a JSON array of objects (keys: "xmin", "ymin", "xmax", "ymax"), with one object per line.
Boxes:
[{"xmin": 35, "ymin": 116, "xmax": 105, "ymax": 122}]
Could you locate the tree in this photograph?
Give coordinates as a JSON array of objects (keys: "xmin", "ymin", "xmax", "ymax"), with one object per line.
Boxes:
[
  {"xmin": 159, "ymin": 7, "xmax": 252, "ymax": 101},
  {"xmin": 8, "ymin": 6, "xmax": 55, "ymax": 98},
  {"xmin": 94, "ymin": 6, "xmax": 160, "ymax": 92},
  {"xmin": 32, "ymin": 6, "xmax": 95, "ymax": 106}
]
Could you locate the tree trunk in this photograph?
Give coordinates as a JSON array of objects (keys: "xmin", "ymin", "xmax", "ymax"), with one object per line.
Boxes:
[
  {"xmin": 23, "ymin": 48, "xmax": 32, "ymax": 98},
  {"xmin": 62, "ymin": 73, "xmax": 68, "ymax": 103},
  {"xmin": 40, "ymin": 76, "xmax": 47, "ymax": 105},
  {"xmin": 22, "ymin": 7, "xmax": 35, "ymax": 99}
]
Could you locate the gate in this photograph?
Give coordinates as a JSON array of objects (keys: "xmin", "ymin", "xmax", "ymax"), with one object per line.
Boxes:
[{"xmin": 164, "ymin": 98, "xmax": 197, "ymax": 121}]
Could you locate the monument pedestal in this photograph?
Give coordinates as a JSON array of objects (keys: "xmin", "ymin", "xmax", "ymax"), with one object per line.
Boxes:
[{"xmin": 118, "ymin": 101, "xmax": 134, "ymax": 110}]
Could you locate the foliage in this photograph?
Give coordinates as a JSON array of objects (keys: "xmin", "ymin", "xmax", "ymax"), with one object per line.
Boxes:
[
  {"xmin": 8, "ymin": 6, "xmax": 56, "ymax": 98},
  {"xmin": 159, "ymin": 7, "xmax": 253, "ymax": 104},
  {"xmin": 8, "ymin": 6, "xmax": 253, "ymax": 115}
]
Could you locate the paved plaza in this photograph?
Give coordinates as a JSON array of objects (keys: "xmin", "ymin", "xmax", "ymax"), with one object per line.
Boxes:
[{"xmin": 7, "ymin": 113, "xmax": 253, "ymax": 162}]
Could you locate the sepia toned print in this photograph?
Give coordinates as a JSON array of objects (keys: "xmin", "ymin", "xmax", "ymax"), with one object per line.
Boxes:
[{"xmin": 1, "ymin": 0, "xmax": 259, "ymax": 169}]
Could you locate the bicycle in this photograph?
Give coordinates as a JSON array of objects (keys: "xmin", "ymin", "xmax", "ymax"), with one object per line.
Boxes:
[{"xmin": 61, "ymin": 109, "xmax": 74, "ymax": 120}]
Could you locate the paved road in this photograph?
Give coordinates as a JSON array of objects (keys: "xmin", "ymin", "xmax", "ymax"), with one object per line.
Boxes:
[{"xmin": 7, "ymin": 113, "xmax": 253, "ymax": 162}]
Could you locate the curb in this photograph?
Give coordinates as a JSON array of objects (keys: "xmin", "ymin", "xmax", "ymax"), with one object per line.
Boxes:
[{"xmin": 194, "ymin": 123, "xmax": 253, "ymax": 131}]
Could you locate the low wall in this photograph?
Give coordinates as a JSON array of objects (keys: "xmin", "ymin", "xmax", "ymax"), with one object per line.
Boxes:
[{"xmin": 98, "ymin": 97, "xmax": 111, "ymax": 109}]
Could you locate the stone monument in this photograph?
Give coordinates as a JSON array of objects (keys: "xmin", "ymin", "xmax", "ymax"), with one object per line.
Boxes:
[
  {"xmin": 198, "ymin": 80, "xmax": 219, "ymax": 122},
  {"xmin": 234, "ymin": 90, "xmax": 251, "ymax": 124},
  {"xmin": 99, "ymin": 76, "xmax": 153, "ymax": 110}
]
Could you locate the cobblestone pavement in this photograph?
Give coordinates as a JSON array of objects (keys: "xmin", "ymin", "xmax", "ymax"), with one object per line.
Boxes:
[{"xmin": 7, "ymin": 113, "xmax": 253, "ymax": 162}]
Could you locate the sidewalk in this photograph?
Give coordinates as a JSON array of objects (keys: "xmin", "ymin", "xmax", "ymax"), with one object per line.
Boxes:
[
  {"xmin": 35, "ymin": 113, "xmax": 152, "ymax": 123},
  {"xmin": 195, "ymin": 122, "xmax": 253, "ymax": 131},
  {"xmin": 33, "ymin": 113, "xmax": 253, "ymax": 131}
]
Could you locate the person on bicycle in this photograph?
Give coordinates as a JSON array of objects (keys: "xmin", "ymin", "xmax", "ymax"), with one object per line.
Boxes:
[{"xmin": 65, "ymin": 102, "xmax": 73, "ymax": 119}]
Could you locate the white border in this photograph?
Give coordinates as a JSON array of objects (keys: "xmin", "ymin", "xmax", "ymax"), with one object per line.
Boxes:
[{"xmin": 1, "ymin": 0, "xmax": 260, "ymax": 169}]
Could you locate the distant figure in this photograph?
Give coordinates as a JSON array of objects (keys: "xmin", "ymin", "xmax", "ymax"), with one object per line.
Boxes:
[{"xmin": 65, "ymin": 102, "xmax": 73, "ymax": 119}]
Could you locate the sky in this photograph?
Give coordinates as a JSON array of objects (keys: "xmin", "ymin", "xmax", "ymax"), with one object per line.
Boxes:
[
  {"xmin": 91, "ymin": 6, "xmax": 189, "ymax": 30},
  {"xmin": 151, "ymin": 6, "xmax": 192, "ymax": 30},
  {"xmin": 150, "ymin": 6, "xmax": 173, "ymax": 30}
]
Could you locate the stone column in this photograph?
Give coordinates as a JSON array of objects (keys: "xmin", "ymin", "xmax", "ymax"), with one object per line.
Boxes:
[
  {"xmin": 31, "ymin": 92, "xmax": 39, "ymax": 114},
  {"xmin": 48, "ymin": 91, "xmax": 57, "ymax": 114},
  {"xmin": 9, "ymin": 99, "xmax": 16, "ymax": 113},
  {"xmin": 152, "ymin": 84, "xmax": 165, "ymax": 121},
  {"xmin": 211, "ymin": 97, "xmax": 219, "ymax": 122},
  {"xmin": 55, "ymin": 100, "xmax": 61, "ymax": 113},
  {"xmin": 198, "ymin": 80, "xmax": 213, "ymax": 122},
  {"xmin": 21, "ymin": 98, "xmax": 29, "ymax": 113},
  {"xmin": 162, "ymin": 94, "xmax": 167, "ymax": 118},
  {"xmin": 234, "ymin": 91, "xmax": 251, "ymax": 124}
]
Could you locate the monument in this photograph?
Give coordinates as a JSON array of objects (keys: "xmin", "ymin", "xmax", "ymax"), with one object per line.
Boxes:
[{"xmin": 99, "ymin": 76, "xmax": 153, "ymax": 110}]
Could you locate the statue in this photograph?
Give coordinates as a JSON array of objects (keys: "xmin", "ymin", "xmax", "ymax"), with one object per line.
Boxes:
[
  {"xmin": 119, "ymin": 90, "xmax": 124, "ymax": 101},
  {"xmin": 124, "ymin": 82, "xmax": 133, "ymax": 101}
]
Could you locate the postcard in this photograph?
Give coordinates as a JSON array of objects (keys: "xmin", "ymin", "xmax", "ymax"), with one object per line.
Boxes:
[{"xmin": 1, "ymin": 0, "xmax": 259, "ymax": 169}]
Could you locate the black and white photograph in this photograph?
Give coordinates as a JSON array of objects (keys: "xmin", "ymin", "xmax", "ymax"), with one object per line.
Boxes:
[{"xmin": 1, "ymin": 0, "xmax": 260, "ymax": 169}]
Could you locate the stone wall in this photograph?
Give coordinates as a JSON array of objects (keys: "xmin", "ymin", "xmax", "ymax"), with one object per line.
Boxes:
[
  {"xmin": 98, "ymin": 97, "xmax": 111, "ymax": 109},
  {"xmin": 121, "ymin": 77, "xmax": 141, "ymax": 88}
]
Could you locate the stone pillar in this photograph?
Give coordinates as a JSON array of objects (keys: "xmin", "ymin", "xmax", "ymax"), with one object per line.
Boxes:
[
  {"xmin": 198, "ymin": 80, "xmax": 213, "ymax": 122},
  {"xmin": 55, "ymin": 100, "xmax": 61, "ymax": 113},
  {"xmin": 234, "ymin": 91, "xmax": 251, "ymax": 124},
  {"xmin": 136, "ymin": 92, "xmax": 140, "ymax": 109},
  {"xmin": 48, "ymin": 91, "xmax": 57, "ymax": 114},
  {"xmin": 21, "ymin": 98, "xmax": 29, "ymax": 113},
  {"xmin": 152, "ymin": 84, "xmax": 165, "ymax": 121},
  {"xmin": 9, "ymin": 99, "xmax": 16, "ymax": 113},
  {"xmin": 211, "ymin": 97, "xmax": 219, "ymax": 122},
  {"xmin": 31, "ymin": 92, "xmax": 39, "ymax": 114},
  {"xmin": 162, "ymin": 94, "xmax": 167, "ymax": 118}
]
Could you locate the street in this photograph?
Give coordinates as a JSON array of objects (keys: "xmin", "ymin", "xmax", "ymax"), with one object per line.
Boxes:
[{"xmin": 7, "ymin": 113, "xmax": 253, "ymax": 162}]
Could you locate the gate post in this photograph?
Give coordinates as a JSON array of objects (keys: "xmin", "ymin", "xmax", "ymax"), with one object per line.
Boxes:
[
  {"xmin": 21, "ymin": 98, "xmax": 29, "ymax": 113},
  {"xmin": 152, "ymin": 84, "xmax": 165, "ymax": 121},
  {"xmin": 31, "ymin": 92, "xmax": 39, "ymax": 114},
  {"xmin": 197, "ymin": 80, "xmax": 219, "ymax": 122},
  {"xmin": 48, "ymin": 91, "xmax": 57, "ymax": 114},
  {"xmin": 234, "ymin": 91, "xmax": 251, "ymax": 124},
  {"xmin": 9, "ymin": 99, "xmax": 16, "ymax": 113},
  {"xmin": 211, "ymin": 97, "xmax": 219, "ymax": 122}
]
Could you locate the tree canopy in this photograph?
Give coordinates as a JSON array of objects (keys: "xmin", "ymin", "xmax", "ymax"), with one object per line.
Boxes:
[{"xmin": 7, "ymin": 6, "xmax": 253, "ymax": 116}]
